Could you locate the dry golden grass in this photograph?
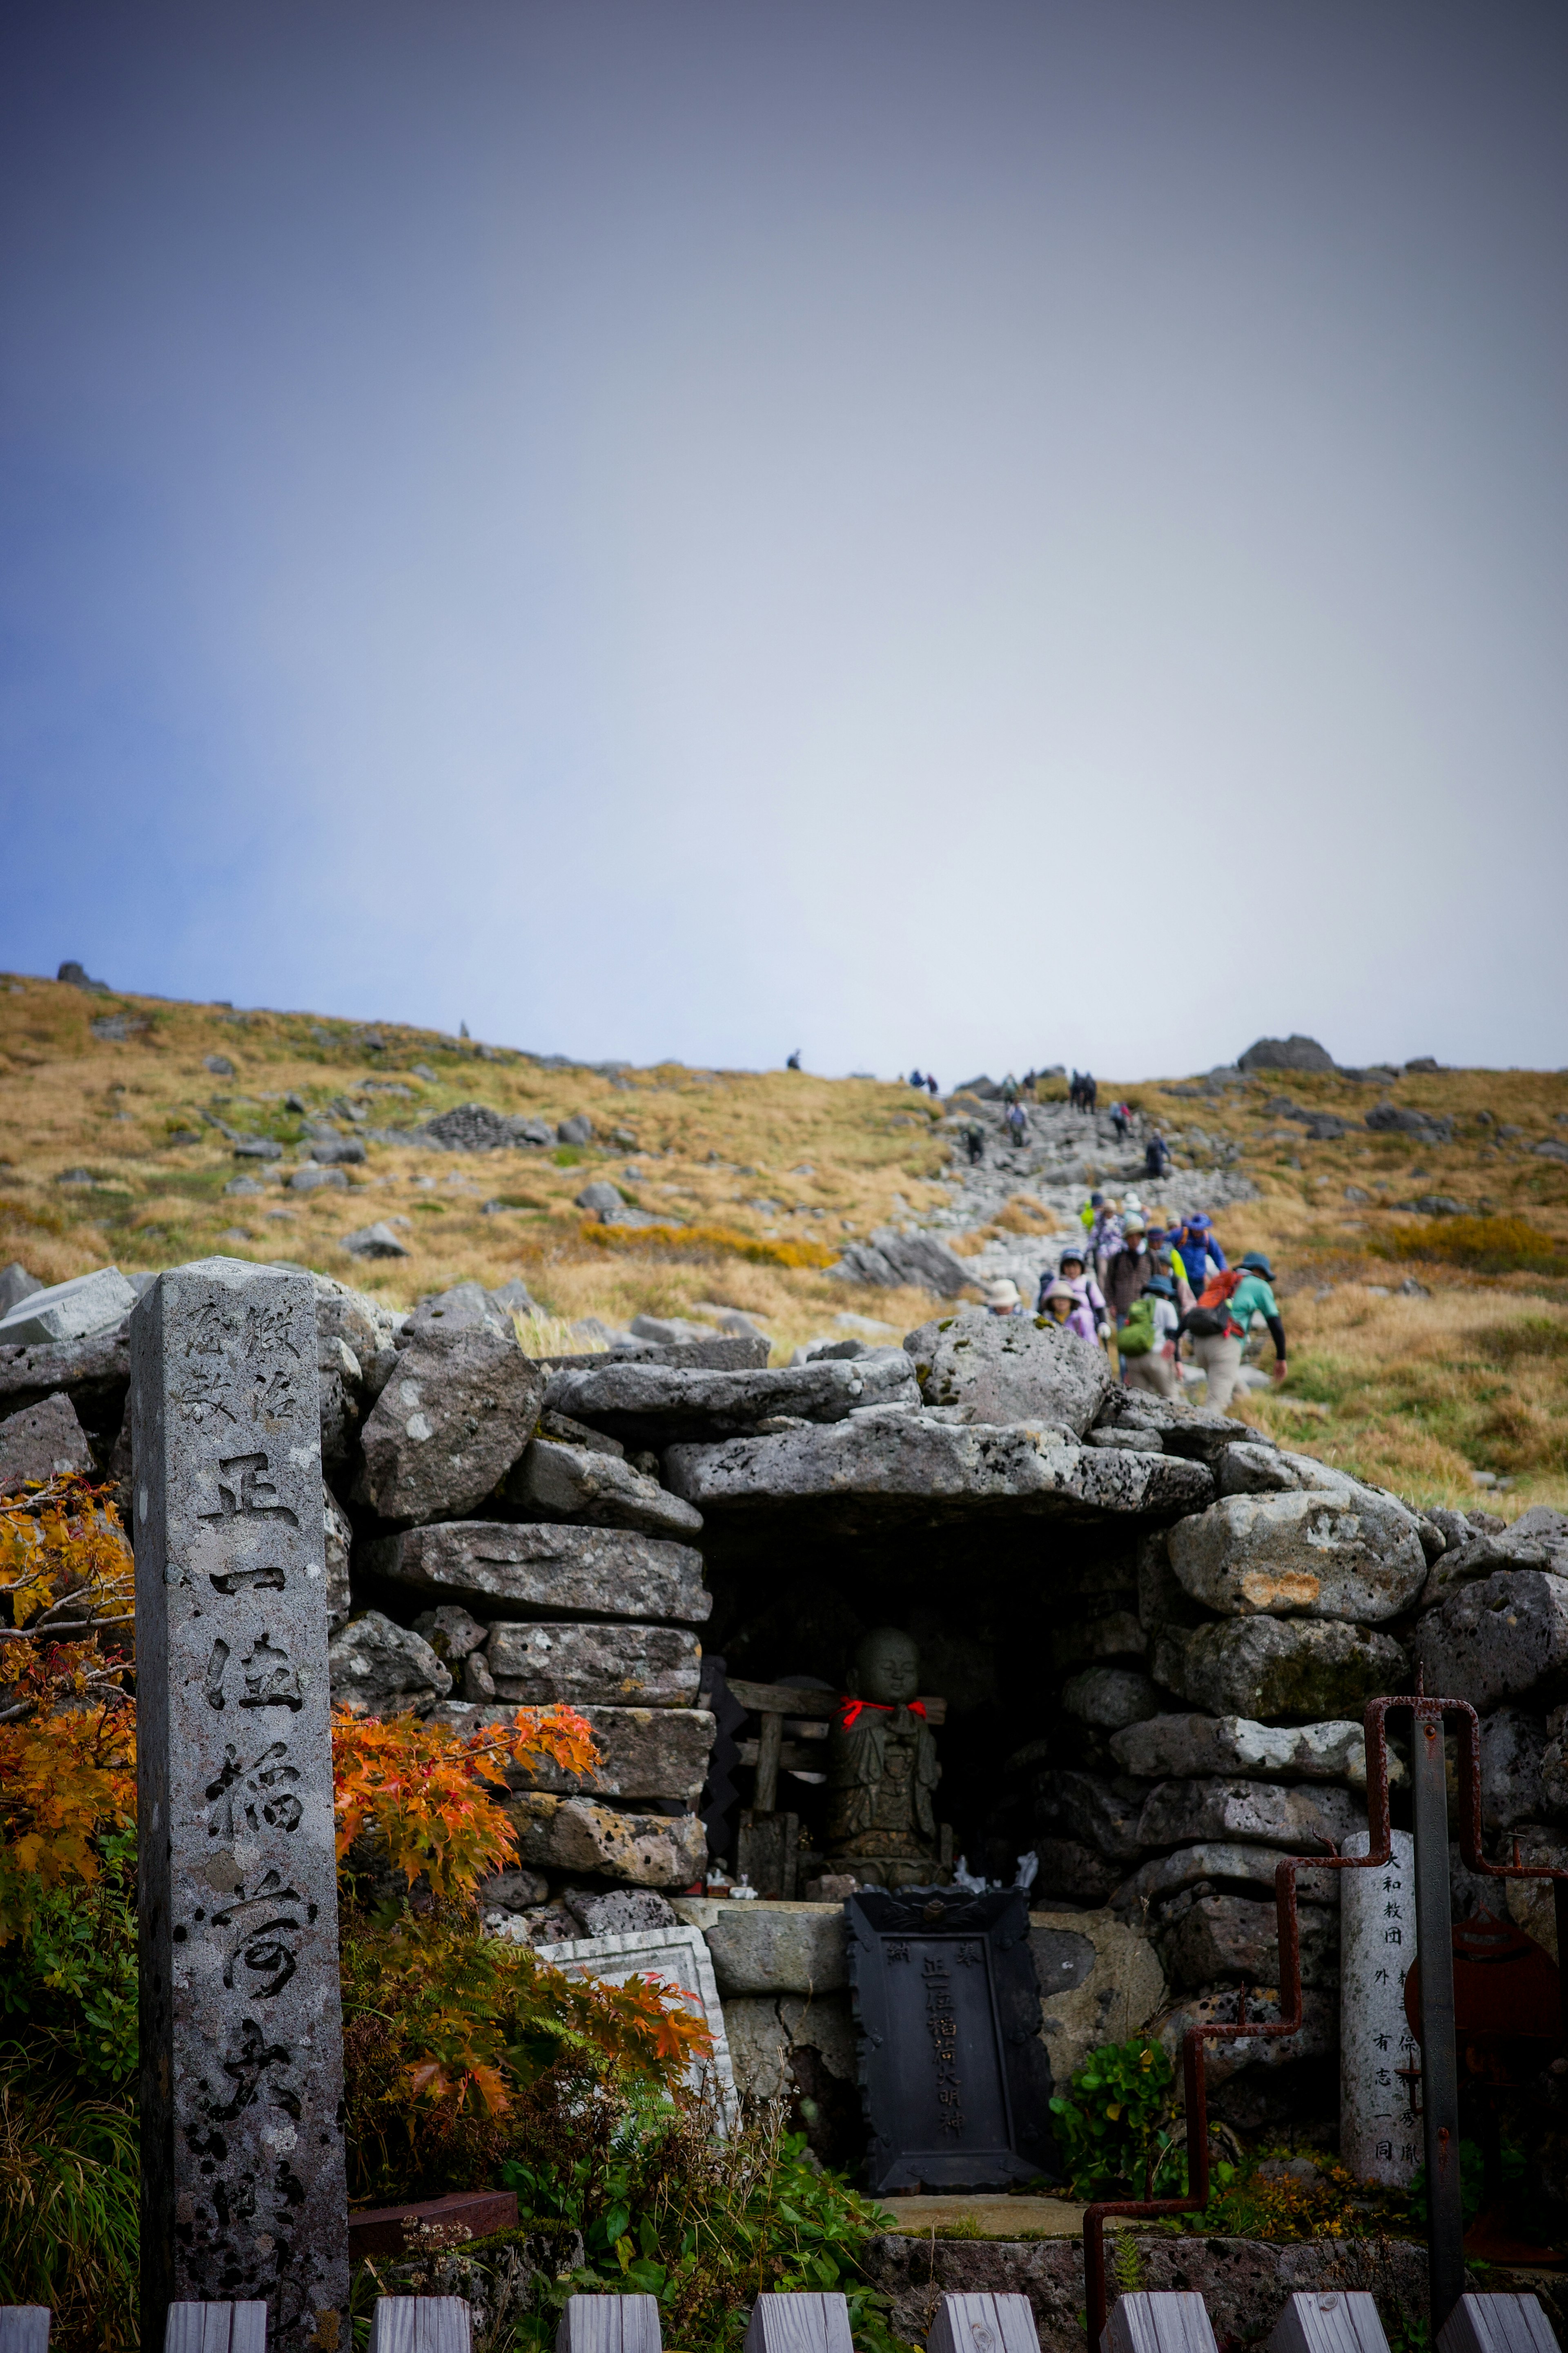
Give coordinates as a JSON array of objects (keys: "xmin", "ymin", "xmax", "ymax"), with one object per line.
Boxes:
[
  {"xmin": 4, "ymin": 972, "xmax": 1567, "ymax": 1511},
  {"xmin": 0, "ymin": 972, "xmax": 954, "ymax": 1358}
]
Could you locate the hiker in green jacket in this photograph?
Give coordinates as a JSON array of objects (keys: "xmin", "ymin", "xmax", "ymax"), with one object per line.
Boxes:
[{"xmin": 1183, "ymin": 1250, "xmax": 1287, "ymax": 1410}]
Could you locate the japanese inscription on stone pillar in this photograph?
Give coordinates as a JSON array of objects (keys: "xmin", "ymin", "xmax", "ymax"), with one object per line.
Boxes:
[
  {"xmin": 133, "ymin": 1260, "xmax": 347, "ymax": 2351},
  {"xmin": 1340, "ymin": 1827, "xmax": 1421, "ymax": 2187}
]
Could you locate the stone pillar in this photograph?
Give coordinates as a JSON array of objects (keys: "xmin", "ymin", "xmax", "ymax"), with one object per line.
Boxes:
[
  {"xmin": 133, "ymin": 1260, "xmax": 347, "ymax": 2351},
  {"xmin": 1340, "ymin": 1827, "xmax": 1421, "ymax": 2187}
]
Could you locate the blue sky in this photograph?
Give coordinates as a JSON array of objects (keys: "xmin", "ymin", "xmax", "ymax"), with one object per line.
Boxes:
[{"xmin": 3, "ymin": 2, "xmax": 1565, "ymax": 1078}]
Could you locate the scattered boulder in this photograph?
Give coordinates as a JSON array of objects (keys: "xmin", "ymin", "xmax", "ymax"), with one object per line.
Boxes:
[
  {"xmin": 0, "ymin": 1266, "xmax": 136, "ymax": 1347},
  {"xmin": 290, "ymin": 1165, "xmax": 349, "ymax": 1193},
  {"xmin": 353, "ymin": 1324, "xmax": 544, "ymax": 1526},
  {"xmin": 310, "ymin": 1137, "xmax": 367, "ymax": 1165},
  {"xmin": 232, "ymin": 1137, "xmax": 282, "ymax": 1161},
  {"xmin": 486, "ymin": 1619, "xmax": 702, "ymax": 1708},
  {"xmin": 343, "ymin": 1222, "xmax": 410, "ymax": 1260},
  {"xmin": 419, "ymin": 1104, "xmax": 554, "ymax": 1151},
  {"xmin": 58, "ymin": 960, "xmax": 108, "ymax": 991},
  {"xmin": 575, "ymin": 1182, "xmax": 624, "ymax": 1216},
  {"xmin": 904, "ymin": 1308, "xmax": 1112, "ymax": 1434},
  {"xmin": 1365, "ymin": 1103, "xmax": 1456, "ymax": 1141},
  {"xmin": 1167, "ymin": 1488, "xmax": 1427, "ymax": 1621},
  {"xmin": 1416, "ymin": 1570, "xmax": 1568, "ymax": 1711},
  {"xmin": 1159, "ymin": 1616, "xmax": 1405, "ymax": 1721},
  {"xmin": 829, "ymin": 1230, "xmax": 975, "ymax": 1295},
  {"xmin": 0, "ymin": 1391, "xmax": 95, "ymax": 1491},
  {"xmin": 557, "ymin": 1115, "xmax": 594, "ymax": 1146},
  {"xmin": 327, "ymin": 1610, "xmax": 452, "ymax": 1717},
  {"xmin": 1237, "ymin": 1037, "xmax": 1334, "ymax": 1074},
  {"xmin": 363, "ymin": 1522, "xmax": 710, "ymax": 1624},
  {"xmin": 506, "ymin": 1436, "xmax": 703, "ymax": 1539}
]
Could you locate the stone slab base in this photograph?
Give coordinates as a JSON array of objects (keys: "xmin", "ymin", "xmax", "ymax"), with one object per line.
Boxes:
[{"xmin": 860, "ymin": 2234, "xmax": 1470, "ymax": 2353}]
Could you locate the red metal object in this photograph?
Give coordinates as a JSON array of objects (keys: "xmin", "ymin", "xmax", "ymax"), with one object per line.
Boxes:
[{"xmin": 1080, "ymin": 1693, "xmax": 1568, "ymax": 2349}]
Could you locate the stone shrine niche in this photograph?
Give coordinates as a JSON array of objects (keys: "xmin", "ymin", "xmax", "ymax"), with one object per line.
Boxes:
[
  {"xmin": 846, "ymin": 1886, "xmax": 1055, "ymax": 2194},
  {"xmin": 825, "ymin": 1627, "xmax": 952, "ymax": 1889}
]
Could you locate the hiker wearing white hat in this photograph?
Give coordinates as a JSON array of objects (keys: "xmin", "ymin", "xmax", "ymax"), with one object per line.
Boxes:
[{"xmin": 982, "ymin": 1278, "xmax": 1023, "ymax": 1315}]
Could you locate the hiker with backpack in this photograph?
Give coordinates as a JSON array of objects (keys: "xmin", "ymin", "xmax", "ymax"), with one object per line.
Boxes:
[
  {"xmin": 963, "ymin": 1119, "xmax": 985, "ymax": 1164},
  {"xmin": 1118, "ymin": 1273, "xmax": 1182, "ymax": 1397},
  {"xmin": 1144, "ymin": 1131, "xmax": 1171, "ymax": 1180},
  {"xmin": 1172, "ymin": 1211, "xmax": 1227, "ymax": 1291},
  {"xmin": 1040, "ymin": 1245, "xmax": 1108, "ymax": 1338},
  {"xmin": 1178, "ymin": 1250, "xmax": 1287, "ymax": 1410},
  {"xmin": 1103, "ymin": 1209, "xmax": 1153, "ymax": 1324}
]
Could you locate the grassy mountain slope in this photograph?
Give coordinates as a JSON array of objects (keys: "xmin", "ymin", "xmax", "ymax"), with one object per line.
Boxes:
[{"xmin": 2, "ymin": 970, "xmax": 1565, "ymax": 1514}]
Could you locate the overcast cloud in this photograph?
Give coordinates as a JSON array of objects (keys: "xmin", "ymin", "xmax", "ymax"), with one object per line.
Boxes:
[{"xmin": 2, "ymin": 2, "xmax": 1564, "ymax": 1077}]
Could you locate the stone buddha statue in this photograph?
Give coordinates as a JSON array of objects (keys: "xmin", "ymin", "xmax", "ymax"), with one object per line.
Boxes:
[{"xmin": 824, "ymin": 1626, "xmax": 946, "ymax": 1889}]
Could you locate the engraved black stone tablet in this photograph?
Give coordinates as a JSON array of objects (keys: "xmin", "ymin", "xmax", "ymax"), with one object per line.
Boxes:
[{"xmin": 846, "ymin": 1886, "xmax": 1056, "ymax": 2194}]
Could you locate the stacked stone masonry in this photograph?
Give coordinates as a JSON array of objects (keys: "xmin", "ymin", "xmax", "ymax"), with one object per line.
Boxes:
[{"xmin": 15, "ymin": 1266, "xmax": 1568, "ymax": 2161}]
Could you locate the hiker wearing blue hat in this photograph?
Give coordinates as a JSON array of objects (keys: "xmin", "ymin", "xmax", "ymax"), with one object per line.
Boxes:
[
  {"xmin": 1177, "ymin": 1248, "xmax": 1287, "ymax": 1410},
  {"xmin": 1173, "ymin": 1211, "xmax": 1227, "ymax": 1291}
]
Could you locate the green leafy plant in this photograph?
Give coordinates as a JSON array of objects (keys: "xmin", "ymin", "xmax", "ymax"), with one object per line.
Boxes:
[{"xmin": 1049, "ymin": 2036, "xmax": 1182, "ymax": 2200}]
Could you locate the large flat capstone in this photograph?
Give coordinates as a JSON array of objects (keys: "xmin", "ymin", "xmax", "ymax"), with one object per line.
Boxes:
[
  {"xmin": 0, "ymin": 1263, "xmax": 136, "ymax": 1346},
  {"xmin": 903, "ymin": 1309, "xmax": 1113, "ymax": 1436},
  {"xmin": 363, "ymin": 1520, "xmax": 711, "ymax": 1623},
  {"xmin": 664, "ymin": 1410, "xmax": 1213, "ymax": 1526},
  {"xmin": 1167, "ymin": 1489, "xmax": 1428, "ymax": 1621},
  {"xmin": 1157, "ymin": 1616, "xmax": 1405, "ymax": 1721},
  {"xmin": 672, "ymin": 1899, "xmax": 849, "ymax": 1996},
  {"xmin": 487, "ymin": 1618, "xmax": 701, "ymax": 1707},
  {"xmin": 1134, "ymin": 1775, "xmax": 1360, "ymax": 1851},
  {"xmin": 352, "ymin": 1327, "xmax": 545, "ymax": 1523},
  {"xmin": 1415, "ymin": 1569, "xmax": 1568, "ymax": 1710},
  {"xmin": 545, "ymin": 1350, "xmax": 920, "ymax": 1441}
]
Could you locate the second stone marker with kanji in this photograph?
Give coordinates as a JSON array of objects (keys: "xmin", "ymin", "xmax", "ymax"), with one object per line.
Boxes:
[{"xmin": 133, "ymin": 1258, "xmax": 348, "ymax": 2353}]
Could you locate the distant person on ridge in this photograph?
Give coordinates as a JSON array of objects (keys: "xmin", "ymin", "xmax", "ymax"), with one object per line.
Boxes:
[
  {"xmin": 786, "ymin": 1050, "xmax": 802, "ymax": 1071},
  {"xmin": 1109, "ymin": 1100, "xmax": 1130, "ymax": 1143},
  {"xmin": 1144, "ymin": 1130, "xmax": 1171, "ymax": 1179},
  {"xmin": 927, "ymin": 1074, "xmax": 939, "ymax": 1097},
  {"xmin": 1005, "ymin": 1101, "xmax": 1027, "ymax": 1145},
  {"xmin": 910, "ymin": 1068, "xmax": 924, "ymax": 1089},
  {"xmin": 963, "ymin": 1119, "xmax": 985, "ymax": 1164}
]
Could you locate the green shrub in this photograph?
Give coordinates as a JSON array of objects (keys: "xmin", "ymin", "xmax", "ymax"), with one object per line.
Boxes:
[
  {"xmin": 1373, "ymin": 1216, "xmax": 1568, "ymax": 1276},
  {"xmin": 1048, "ymin": 2035, "xmax": 1181, "ymax": 2200}
]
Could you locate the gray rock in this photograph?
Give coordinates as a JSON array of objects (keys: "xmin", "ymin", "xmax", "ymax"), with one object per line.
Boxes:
[
  {"xmin": 538, "ymin": 1410, "xmax": 623, "ymax": 1457},
  {"xmin": 1168, "ymin": 1488, "xmax": 1427, "ymax": 1622},
  {"xmin": 1037, "ymin": 1771, "xmax": 1146, "ymax": 1861},
  {"xmin": 1417, "ymin": 1518, "xmax": 1568, "ymax": 1614},
  {"xmin": 487, "ymin": 1619, "xmax": 701, "ymax": 1707},
  {"xmin": 328, "ymin": 1609, "xmax": 452, "ymax": 1716},
  {"xmin": 310, "ymin": 1271, "xmax": 405, "ymax": 1374},
  {"xmin": 1480, "ymin": 1708, "xmax": 1547, "ymax": 1831},
  {"xmin": 1366, "ymin": 1102, "xmax": 1456, "ymax": 1140},
  {"xmin": 0, "ymin": 1390, "xmax": 95, "ymax": 1490},
  {"xmin": 1114, "ymin": 1842, "xmax": 1343, "ymax": 1914},
  {"xmin": 1101, "ymin": 1392, "xmax": 1274, "ymax": 1469},
  {"xmin": 1157, "ymin": 1985, "xmax": 1336, "ymax": 2086},
  {"xmin": 0, "ymin": 1265, "xmax": 136, "ymax": 1346},
  {"xmin": 1160, "ymin": 1616, "xmax": 1405, "ymax": 1722},
  {"xmin": 343, "ymin": 1222, "xmax": 410, "ymax": 1260},
  {"xmin": 1237, "ymin": 1036, "xmax": 1334, "ymax": 1074},
  {"xmin": 411, "ymin": 1604, "xmax": 490, "ymax": 1662},
  {"xmin": 429, "ymin": 1701, "xmax": 716, "ymax": 1804},
  {"xmin": 310, "ymin": 1137, "xmax": 367, "ymax": 1165},
  {"xmin": 353, "ymin": 1324, "xmax": 545, "ymax": 1526},
  {"xmin": 406, "ymin": 1281, "xmax": 512, "ymax": 1342},
  {"xmin": 502, "ymin": 1794, "xmax": 704, "ymax": 1887},
  {"xmin": 224, "ymin": 1176, "xmax": 266, "ymax": 1197},
  {"xmin": 557, "ymin": 1115, "xmax": 594, "ymax": 1146},
  {"xmin": 505, "ymin": 1436, "xmax": 704, "ymax": 1539},
  {"xmin": 0, "ymin": 1265, "xmax": 42, "ymax": 1317},
  {"xmin": 1086, "ymin": 1427, "xmax": 1164, "ymax": 1453},
  {"xmin": 0, "ymin": 1318, "xmax": 131, "ymax": 1420},
  {"xmin": 1217, "ymin": 1443, "xmax": 1346, "ymax": 1497},
  {"xmin": 1135, "ymin": 1776, "xmax": 1359, "ymax": 1852},
  {"xmin": 1110, "ymin": 1713, "xmax": 1394, "ymax": 1791},
  {"xmin": 830, "ymin": 1230, "xmax": 973, "ymax": 1296},
  {"xmin": 1060, "ymin": 1668, "xmax": 1162, "ymax": 1730},
  {"xmin": 546, "ymin": 1351, "xmax": 919, "ymax": 1443},
  {"xmin": 475, "ymin": 1868, "xmax": 550, "ymax": 1912},
  {"xmin": 630, "ymin": 1314, "xmax": 724, "ymax": 1345},
  {"xmin": 363, "ymin": 1521, "xmax": 710, "ymax": 1623},
  {"xmin": 566, "ymin": 1887, "xmax": 678, "ymax": 1937},
  {"xmin": 323, "ymin": 1481, "xmax": 352, "ymax": 1632},
  {"xmin": 575, "ymin": 1182, "xmax": 624, "ymax": 1215},
  {"xmin": 1415, "ymin": 1570, "xmax": 1568, "ymax": 1710},
  {"xmin": 488, "ymin": 1277, "xmax": 540, "ymax": 1321},
  {"xmin": 232, "ymin": 1136, "xmax": 283, "ymax": 1161},
  {"xmin": 1162, "ymin": 1892, "xmax": 1339, "ymax": 1993},
  {"xmin": 289, "ymin": 1165, "xmax": 350, "ymax": 1192},
  {"xmin": 419, "ymin": 1103, "xmax": 553, "ymax": 1151},
  {"xmin": 665, "ymin": 1410, "xmax": 1213, "ymax": 1526},
  {"xmin": 904, "ymin": 1308, "xmax": 1111, "ymax": 1434},
  {"xmin": 700, "ymin": 1901, "xmax": 847, "ymax": 1995}
]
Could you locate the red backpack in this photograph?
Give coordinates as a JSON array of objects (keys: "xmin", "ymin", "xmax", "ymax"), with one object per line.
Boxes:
[{"xmin": 1185, "ymin": 1266, "xmax": 1245, "ymax": 1338}]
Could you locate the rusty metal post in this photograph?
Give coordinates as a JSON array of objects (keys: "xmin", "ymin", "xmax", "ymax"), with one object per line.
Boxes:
[{"xmin": 1412, "ymin": 1702, "xmax": 1464, "ymax": 2336}]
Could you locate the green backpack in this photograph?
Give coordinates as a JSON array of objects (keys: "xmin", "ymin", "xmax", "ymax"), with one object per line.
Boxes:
[{"xmin": 1118, "ymin": 1301, "xmax": 1156, "ymax": 1356}]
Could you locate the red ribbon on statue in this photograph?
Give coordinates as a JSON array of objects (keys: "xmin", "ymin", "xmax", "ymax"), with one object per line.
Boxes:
[{"xmin": 837, "ymin": 1697, "xmax": 927, "ymax": 1731}]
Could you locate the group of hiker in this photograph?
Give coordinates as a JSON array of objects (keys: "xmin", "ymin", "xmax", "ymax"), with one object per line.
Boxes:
[{"xmin": 982, "ymin": 1198, "xmax": 1286, "ymax": 1411}]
